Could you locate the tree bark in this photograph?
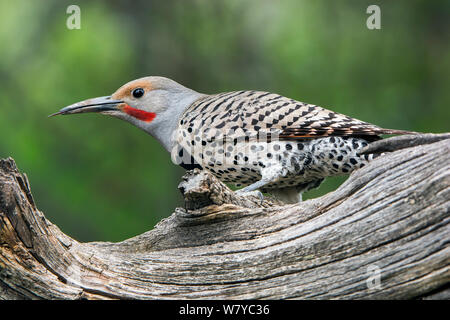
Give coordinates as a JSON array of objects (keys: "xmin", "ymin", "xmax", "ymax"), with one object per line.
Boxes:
[{"xmin": 0, "ymin": 134, "xmax": 449, "ymax": 300}]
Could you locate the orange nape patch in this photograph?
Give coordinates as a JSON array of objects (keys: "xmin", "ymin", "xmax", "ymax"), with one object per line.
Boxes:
[{"xmin": 122, "ymin": 105, "xmax": 156, "ymax": 122}]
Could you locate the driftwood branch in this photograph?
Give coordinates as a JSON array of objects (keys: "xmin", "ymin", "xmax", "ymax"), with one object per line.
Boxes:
[{"xmin": 0, "ymin": 134, "xmax": 449, "ymax": 300}]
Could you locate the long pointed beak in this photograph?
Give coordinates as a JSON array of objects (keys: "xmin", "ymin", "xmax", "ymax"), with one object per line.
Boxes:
[{"xmin": 49, "ymin": 96, "xmax": 124, "ymax": 117}]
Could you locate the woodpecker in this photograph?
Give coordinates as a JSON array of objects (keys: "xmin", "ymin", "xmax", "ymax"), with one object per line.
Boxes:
[{"xmin": 50, "ymin": 76, "xmax": 413, "ymax": 203}]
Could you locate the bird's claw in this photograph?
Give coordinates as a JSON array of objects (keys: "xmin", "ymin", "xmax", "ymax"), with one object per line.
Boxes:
[{"xmin": 235, "ymin": 189, "xmax": 265, "ymax": 204}]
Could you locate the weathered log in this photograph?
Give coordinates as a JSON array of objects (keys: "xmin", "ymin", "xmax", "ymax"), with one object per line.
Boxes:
[{"xmin": 0, "ymin": 134, "xmax": 449, "ymax": 300}]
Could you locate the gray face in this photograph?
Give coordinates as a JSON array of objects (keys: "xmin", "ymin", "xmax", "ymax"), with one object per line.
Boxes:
[{"xmin": 50, "ymin": 76, "xmax": 205, "ymax": 152}]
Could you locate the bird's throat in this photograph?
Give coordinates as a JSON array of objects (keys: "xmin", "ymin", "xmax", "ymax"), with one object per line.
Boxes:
[{"xmin": 122, "ymin": 105, "xmax": 156, "ymax": 122}]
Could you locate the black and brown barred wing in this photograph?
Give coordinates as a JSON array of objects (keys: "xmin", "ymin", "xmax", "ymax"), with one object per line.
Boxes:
[{"xmin": 180, "ymin": 91, "xmax": 414, "ymax": 142}]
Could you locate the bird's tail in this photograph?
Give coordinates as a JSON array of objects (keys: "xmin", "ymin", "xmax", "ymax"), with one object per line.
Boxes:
[{"xmin": 358, "ymin": 133, "xmax": 449, "ymax": 155}]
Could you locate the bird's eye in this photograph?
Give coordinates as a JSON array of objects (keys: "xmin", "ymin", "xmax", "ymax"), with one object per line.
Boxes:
[{"xmin": 132, "ymin": 88, "xmax": 145, "ymax": 98}]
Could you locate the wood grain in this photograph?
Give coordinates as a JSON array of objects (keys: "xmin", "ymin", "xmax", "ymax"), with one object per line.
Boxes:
[{"xmin": 0, "ymin": 134, "xmax": 449, "ymax": 299}]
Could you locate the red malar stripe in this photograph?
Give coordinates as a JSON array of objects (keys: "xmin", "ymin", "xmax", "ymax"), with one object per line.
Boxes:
[{"xmin": 123, "ymin": 105, "xmax": 156, "ymax": 122}]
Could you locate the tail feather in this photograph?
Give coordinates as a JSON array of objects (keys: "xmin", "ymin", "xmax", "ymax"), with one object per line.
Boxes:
[{"xmin": 358, "ymin": 133, "xmax": 449, "ymax": 155}]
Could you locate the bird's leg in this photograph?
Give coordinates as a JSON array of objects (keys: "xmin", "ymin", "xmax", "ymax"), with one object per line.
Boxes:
[
  {"xmin": 235, "ymin": 165, "xmax": 286, "ymax": 202},
  {"xmin": 236, "ymin": 179, "xmax": 271, "ymax": 193},
  {"xmin": 235, "ymin": 179, "xmax": 271, "ymax": 202}
]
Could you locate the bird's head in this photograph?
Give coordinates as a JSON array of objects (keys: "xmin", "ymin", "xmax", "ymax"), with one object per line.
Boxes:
[{"xmin": 50, "ymin": 76, "xmax": 203, "ymax": 150}]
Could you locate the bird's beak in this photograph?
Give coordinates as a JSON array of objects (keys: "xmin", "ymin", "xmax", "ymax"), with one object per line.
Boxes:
[{"xmin": 49, "ymin": 96, "xmax": 124, "ymax": 117}]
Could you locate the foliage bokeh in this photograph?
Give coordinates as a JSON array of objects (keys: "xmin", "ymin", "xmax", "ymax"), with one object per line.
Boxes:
[{"xmin": 0, "ymin": 0, "xmax": 448, "ymax": 241}]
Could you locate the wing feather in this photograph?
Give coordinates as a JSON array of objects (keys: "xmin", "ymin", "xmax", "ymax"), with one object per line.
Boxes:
[{"xmin": 180, "ymin": 91, "xmax": 415, "ymax": 143}]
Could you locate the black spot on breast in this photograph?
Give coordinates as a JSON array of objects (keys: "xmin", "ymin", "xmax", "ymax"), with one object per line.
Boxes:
[
  {"xmin": 179, "ymin": 159, "xmax": 202, "ymax": 171},
  {"xmin": 304, "ymin": 156, "xmax": 312, "ymax": 166}
]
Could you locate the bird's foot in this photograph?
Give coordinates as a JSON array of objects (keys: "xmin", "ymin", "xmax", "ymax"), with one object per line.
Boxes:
[{"xmin": 235, "ymin": 188, "xmax": 265, "ymax": 204}]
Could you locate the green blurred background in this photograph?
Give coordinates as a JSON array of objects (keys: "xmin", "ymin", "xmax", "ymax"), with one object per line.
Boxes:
[{"xmin": 0, "ymin": 0, "xmax": 448, "ymax": 242}]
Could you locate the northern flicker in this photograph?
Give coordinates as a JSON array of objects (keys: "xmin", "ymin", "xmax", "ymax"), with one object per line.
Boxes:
[{"xmin": 50, "ymin": 76, "xmax": 413, "ymax": 203}]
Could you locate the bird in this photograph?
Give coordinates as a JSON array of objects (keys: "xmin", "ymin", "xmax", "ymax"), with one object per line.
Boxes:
[{"xmin": 50, "ymin": 76, "xmax": 414, "ymax": 203}]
